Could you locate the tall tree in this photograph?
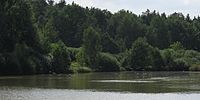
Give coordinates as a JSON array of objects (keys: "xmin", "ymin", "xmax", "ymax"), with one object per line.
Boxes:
[
  {"xmin": 82, "ymin": 27, "xmax": 101, "ymax": 70},
  {"xmin": 108, "ymin": 10, "xmax": 146, "ymax": 49},
  {"xmin": 126, "ymin": 37, "xmax": 163, "ymax": 71},
  {"xmin": 146, "ymin": 15, "xmax": 170, "ymax": 49},
  {"xmin": 0, "ymin": 0, "xmax": 42, "ymax": 75}
]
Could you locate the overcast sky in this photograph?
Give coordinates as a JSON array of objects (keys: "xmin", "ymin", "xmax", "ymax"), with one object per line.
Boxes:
[{"xmin": 54, "ymin": 0, "xmax": 200, "ymax": 18}]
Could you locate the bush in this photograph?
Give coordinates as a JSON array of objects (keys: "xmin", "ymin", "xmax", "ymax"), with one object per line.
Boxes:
[
  {"xmin": 169, "ymin": 41, "xmax": 185, "ymax": 51},
  {"xmin": 161, "ymin": 48, "xmax": 189, "ymax": 71},
  {"xmin": 126, "ymin": 37, "xmax": 164, "ymax": 71},
  {"xmin": 98, "ymin": 53, "xmax": 120, "ymax": 72},
  {"xmin": 0, "ymin": 43, "xmax": 48, "ymax": 75},
  {"xmin": 149, "ymin": 47, "xmax": 164, "ymax": 71},
  {"xmin": 101, "ymin": 33, "xmax": 120, "ymax": 54},
  {"xmin": 76, "ymin": 67, "xmax": 92, "ymax": 73},
  {"xmin": 68, "ymin": 47, "xmax": 81, "ymax": 61},
  {"xmin": 184, "ymin": 50, "xmax": 200, "ymax": 65},
  {"xmin": 70, "ymin": 62, "xmax": 92, "ymax": 73},
  {"xmin": 128, "ymin": 37, "xmax": 152, "ymax": 71},
  {"xmin": 75, "ymin": 48, "xmax": 89, "ymax": 68},
  {"xmin": 120, "ymin": 50, "xmax": 132, "ymax": 71},
  {"xmin": 82, "ymin": 27, "xmax": 101, "ymax": 70},
  {"xmin": 189, "ymin": 65, "xmax": 200, "ymax": 71},
  {"xmin": 50, "ymin": 41, "xmax": 71, "ymax": 74},
  {"xmin": 172, "ymin": 58, "xmax": 189, "ymax": 71},
  {"xmin": 0, "ymin": 53, "xmax": 22, "ymax": 75}
]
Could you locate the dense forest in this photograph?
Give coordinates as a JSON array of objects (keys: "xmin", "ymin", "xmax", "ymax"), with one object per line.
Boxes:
[{"xmin": 1, "ymin": 0, "xmax": 200, "ymax": 75}]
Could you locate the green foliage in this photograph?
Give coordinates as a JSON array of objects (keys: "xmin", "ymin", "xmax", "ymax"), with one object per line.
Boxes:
[
  {"xmin": 149, "ymin": 47, "xmax": 164, "ymax": 71},
  {"xmin": 108, "ymin": 10, "xmax": 146, "ymax": 49},
  {"xmin": 50, "ymin": 41, "xmax": 71, "ymax": 73},
  {"xmin": 70, "ymin": 62, "xmax": 92, "ymax": 73},
  {"xmin": 120, "ymin": 50, "xmax": 132, "ymax": 71},
  {"xmin": 161, "ymin": 50, "xmax": 189, "ymax": 71},
  {"xmin": 2, "ymin": 1, "xmax": 200, "ymax": 75},
  {"xmin": 160, "ymin": 49, "xmax": 175, "ymax": 69},
  {"xmin": 189, "ymin": 65, "xmax": 200, "ymax": 71},
  {"xmin": 184, "ymin": 50, "xmax": 200, "ymax": 65},
  {"xmin": 0, "ymin": 43, "xmax": 50, "ymax": 75},
  {"xmin": 160, "ymin": 43, "xmax": 200, "ymax": 71},
  {"xmin": 68, "ymin": 47, "xmax": 81, "ymax": 61},
  {"xmin": 76, "ymin": 47, "xmax": 88, "ymax": 68},
  {"xmin": 82, "ymin": 27, "xmax": 101, "ymax": 70},
  {"xmin": 170, "ymin": 42, "xmax": 185, "ymax": 51},
  {"xmin": 172, "ymin": 58, "xmax": 189, "ymax": 71},
  {"xmin": 125, "ymin": 38, "xmax": 148, "ymax": 70},
  {"xmin": 101, "ymin": 33, "xmax": 120, "ymax": 54},
  {"xmin": 146, "ymin": 15, "xmax": 170, "ymax": 49},
  {"xmin": 123, "ymin": 37, "xmax": 164, "ymax": 71},
  {"xmin": 98, "ymin": 53, "xmax": 121, "ymax": 72},
  {"xmin": 0, "ymin": 0, "xmax": 47, "ymax": 75},
  {"xmin": 128, "ymin": 38, "xmax": 152, "ymax": 70}
]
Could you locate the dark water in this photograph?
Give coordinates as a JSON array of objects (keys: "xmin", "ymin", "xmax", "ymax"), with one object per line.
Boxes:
[{"xmin": 0, "ymin": 72, "xmax": 200, "ymax": 100}]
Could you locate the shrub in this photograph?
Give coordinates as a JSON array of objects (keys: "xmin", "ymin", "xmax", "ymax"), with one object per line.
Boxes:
[
  {"xmin": 76, "ymin": 67, "xmax": 92, "ymax": 73},
  {"xmin": 70, "ymin": 62, "xmax": 92, "ymax": 73},
  {"xmin": 149, "ymin": 47, "xmax": 164, "ymax": 71},
  {"xmin": 101, "ymin": 33, "xmax": 120, "ymax": 54},
  {"xmin": 128, "ymin": 37, "xmax": 152, "ymax": 70},
  {"xmin": 50, "ymin": 41, "xmax": 71, "ymax": 74},
  {"xmin": 189, "ymin": 64, "xmax": 200, "ymax": 71},
  {"xmin": 184, "ymin": 50, "xmax": 200, "ymax": 65},
  {"xmin": 68, "ymin": 47, "xmax": 81, "ymax": 61},
  {"xmin": 169, "ymin": 41, "xmax": 185, "ymax": 51},
  {"xmin": 120, "ymin": 50, "xmax": 132, "ymax": 71},
  {"xmin": 98, "ymin": 53, "xmax": 120, "ymax": 72},
  {"xmin": 161, "ymin": 48, "xmax": 189, "ymax": 71},
  {"xmin": 172, "ymin": 58, "xmax": 189, "ymax": 71},
  {"xmin": 126, "ymin": 37, "xmax": 164, "ymax": 71},
  {"xmin": 82, "ymin": 27, "xmax": 101, "ymax": 70}
]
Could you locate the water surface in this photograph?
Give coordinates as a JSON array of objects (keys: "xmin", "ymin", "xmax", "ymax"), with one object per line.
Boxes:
[{"xmin": 0, "ymin": 71, "xmax": 200, "ymax": 99}]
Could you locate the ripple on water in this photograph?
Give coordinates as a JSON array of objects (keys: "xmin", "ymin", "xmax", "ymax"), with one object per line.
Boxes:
[
  {"xmin": 90, "ymin": 80, "xmax": 156, "ymax": 83},
  {"xmin": 149, "ymin": 77, "xmax": 168, "ymax": 80}
]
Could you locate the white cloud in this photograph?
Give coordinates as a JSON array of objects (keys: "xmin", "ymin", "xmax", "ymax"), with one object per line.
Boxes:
[
  {"xmin": 53, "ymin": 0, "xmax": 200, "ymax": 17},
  {"xmin": 183, "ymin": 0, "xmax": 200, "ymax": 5},
  {"xmin": 184, "ymin": 0, "xmax": 190, "ymax": 5}
]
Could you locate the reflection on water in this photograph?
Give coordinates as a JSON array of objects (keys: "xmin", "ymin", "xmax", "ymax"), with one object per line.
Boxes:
[{"xmin": 0, "ymin": 72, "xmax": 200, "ymax": 93}]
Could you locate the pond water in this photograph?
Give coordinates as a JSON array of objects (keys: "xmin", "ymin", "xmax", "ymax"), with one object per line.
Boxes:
[{"xmin": 0, "ymin": 72, "xmax": 200, "ymax": 100}]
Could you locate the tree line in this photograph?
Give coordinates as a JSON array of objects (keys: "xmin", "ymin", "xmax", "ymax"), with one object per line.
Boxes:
[{"xmin": 1, "ymin": 0, "xmax": 200, "ymax": 75}]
